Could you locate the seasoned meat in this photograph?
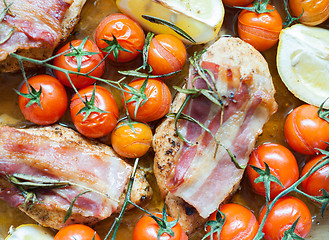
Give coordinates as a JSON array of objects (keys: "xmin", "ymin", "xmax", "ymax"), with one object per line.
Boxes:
[
  {"xmin": 0, "ymin": 0, "xmax": 87, "ymax": 72},
  {"xmin": 0, "ymin": 125, "xmax": 152, "ymax": 230},
  {"xmin": 153, "ymin": 37, "xmax": 277, "ymax": 234}
]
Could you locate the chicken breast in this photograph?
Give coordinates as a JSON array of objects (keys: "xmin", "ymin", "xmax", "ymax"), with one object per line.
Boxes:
[
  {"xmin": 0, "ymin": 125, "xmax": 152, "ymax": 230},
  {"xmin": 153, "ymin": 37, "xmax": 277, "ymax": 234},
  {"xmin": 0, "ymin": 0, "xmax": 87, "ymax": 72}
]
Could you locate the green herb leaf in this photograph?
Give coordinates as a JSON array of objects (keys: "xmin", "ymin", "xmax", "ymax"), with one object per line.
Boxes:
[
  {"xmin": 101, "ymin": 35, "xmax": 132, "ymax": 62},
  {"xmin": 317, "ymin": 97, "xmax": 329, "ymax": 123},
  {"xmin": 282, "ymin": 217, "xmax": 305, "ymax": 240},
  {"xmin": 63, "ymin": 190, "xmax": 90, "ymax": 223},
  {"xmin": 141, "ymin": 32, "xmax": 154, "ymax": 72},
  {"xmin": 14, "ymin": 84, "xmax": 43, "ymax": 108},
  {"xmin": 142, "ymin": 15, "xmax": 196, "ymax": 44},
  {"xmin": 202, "ymin": 209, "xmax": 226, "ymax": 240}
]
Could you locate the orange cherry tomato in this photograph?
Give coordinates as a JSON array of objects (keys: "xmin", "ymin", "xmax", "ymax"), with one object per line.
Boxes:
[
  {"xmin": 133, "ymin": 213, "xmax": 188, "ymax": 240},
  {"xmin": 53, "ymin": 224, "xmax": 101, "ymax": 240},
  {"xmin": 207, "ymin": 203, "xmax": 259, "ymax": 240},
  {"xmin": 123, "ymin": 78, "xmax": 171, "ymax": 122},
  {"xmin": 247, "ymin": 143, "xmax": 299, "ymax": 199},
  {"xmin": 222, "ymin": 0, "xmax": 253, "ymax": 7},
  {"xmin": 111, "ymin": 121, "xmax": 153, "ymax": 158},
  {"xmin": 284, "ymin": 104, "xmax": 329, "ymax": 155},
  {"xmin": 259, "ymin": 196, "xmax": 312, "ymax": 240},
  {"xmin": 18, "ymin": 75, "xmax": 68, "ymax": 125},
  {"xmin": 289, "ymin": 0, "xmax": 329, "ymax": 26},
  {"xmin": 94, "ymin": 13, "xmax": 145, "ymax": 62},
  {"xmin": 53, "ymin": 39, "xmax": 105, "ymax": 89},
  {"xmin": 148, "ymin": 34, "xmax": 187, "ymax": 76},
  {"xmin": 70, "ymin": 85, "xmax": 118, "ymax": 138},
  {"xmin": 238, "ymin": 4, "xmax": 283, "ymax": 51},
  {"xmin": 301, "ymin": 154, "xmax": 329, "ymax": 196}
]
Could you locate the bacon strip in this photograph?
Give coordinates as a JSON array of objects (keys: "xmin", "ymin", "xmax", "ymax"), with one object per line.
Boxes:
[{"xmin": 0, "ymin": 126, "xmax": 132, "ymax": 223}]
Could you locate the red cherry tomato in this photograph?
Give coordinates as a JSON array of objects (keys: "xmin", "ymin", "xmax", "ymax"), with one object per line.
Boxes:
[
  {"xmin": 70, "ymin": 85, "xmax": 118, "ymax": 138},
  {"xmin": 259, "ymin": 196, "xmax": 312, "ymax": 240},
  {"xmin": 94, "ymin": 13, "xmax": 145, "ymax": 62},
  {"xmin": 284, "ymin": 104, "xmax": 329, "ymax": 155},
  {"xmin": 247, "ymin": 143, "xmax": 299, "ymax": 199},
  {"xmin": 111, "ymin": 121, "xmax": 153, "ymax": 158},
  {"xmin": 207, "ymin": 203, "xmax": 259, "ymax": 240},
  {"xmin": 301, "ymin": 154, "xmax": 329, "ymax": 196},
  {"xmin": 123, "ymin": 78, "xmax": 171, "ymax": 122},
  {"xmin": 18, "ymin": 75, "xmax": 67, "ymax": 125},
  {"xmin": 222, "ymin": 0, "xmax": 253, "ymax": 7},
  {"xmin": 289, "ymin": 0, "xmax": 329, "ymax": 26},
  {"xmin": 53, "ymin": 39, "xmax": 105, "ymax": 89},
  {"xmin": 133, "ymin": 213, "xmax": 187, "ymax": 240},
  {"xmin": 147, "ymin": 34, "xmax": 187, "ymax": 76},
  {"xmin": 53, "ymin": 224, "xmax": 101, "ymax": 240},
  {"xmin": 238, "ymin": 3, "xmax": 283, "ymax": 51}
]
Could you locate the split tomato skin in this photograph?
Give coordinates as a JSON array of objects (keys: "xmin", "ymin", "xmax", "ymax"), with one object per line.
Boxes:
[
  {"xmin": 133, "ymin": 213, "xmax": 188, "ymax": 240},
  {"xmin": 53, "ymin": 224, "xmax": 101, "ymax": 240},
  {"xmin": 111, "ymin": 121, "xmax": 153, "ymax": 158},
  {"xmin": 301, "ymin": 154, "xmax": 329, "ymax": 196},
  {"xmin": 259, "ymin": 196, "xmax": 312, "ymax": 240},
  {"xmin": 238, "ymin": 4, "xmax": 283, "ymax": 51},
  {"xmin": 94, "ymin": 13, "xmax": 145, "ymax": 62},
  {"xmin": 207, "ymin": 203, "xmax": 259, "ymax": 240},
  {"xmin": 70, "ymin": 85, "xmax": 119, "ymax": 138},
  {"xmin": 18, "ymin": 75, "xmax": 68, "ymax": 125},
  {"xmin": 147, "ymin": 34, "xmax": 187, "ymax": 76},
  {"xmin": 53, "ymin": 39, "xmax": 105, "ymax": 89},
  {"xmin": 289, "ymin": 0, "xmax": 329, "ymax": 26},
  {"xmin": 123, "ymin": 78, "xmax": 171, "ymax": 122},
  {"xmin": 284, "ymin": 104, "xmax": 329, "ymax": 155},
  {"xmin": 247, "ymin": 143, "xmax": 299, "ymax": 199}
]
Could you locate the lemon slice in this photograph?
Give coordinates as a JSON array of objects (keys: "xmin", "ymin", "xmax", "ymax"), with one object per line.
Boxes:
[
  {"xmin": 277, "ymin": 24, "xmax": 329, "ymax": 108},
  {"xmin": 116, "ymin": 0, "xmax": 224, "ymax": 44},
  {"xmin": 5, "ymin": 224, "xmax": 54, "ymax": 240}
]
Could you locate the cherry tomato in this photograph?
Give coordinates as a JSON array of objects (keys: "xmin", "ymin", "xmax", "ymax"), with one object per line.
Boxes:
[
  {"xmin": 147, "ymin": 34, "xmax": 187, "ymax": 76},
  {"xmin": 284, "ymin": 104, "xmax": 329, "ymax": 155},
  {"xmin": 94, "ymin": 13, "xmax": 145, "ymax": 62},
  {"xmin": 289, "ymin": 0, "xmax": 329, "ymax": 26},
  {"xmin": 259, "ymin": 196, "xmax": 312, "ymax": 240},
  {"xmin": 123, "ymin": 78, "xmax": 171, "ymax": 122},
  {"xmin": 238, "ymin": 3, "xmax": 283, "ymax": 51},
  {"xmin": 53, "ymin": 39, "xmax": 105, "ymax": 89},
  {"xmin": 133, "ymin": 213, "xmax": 188, "ymax": 240},
  {"xmin": 53, "ymin": 224, "xmax": 101, "ymax": 240},
  {"xmin": 111, "ymin": 121, "xmax": 153, "ymax": 158},
  {"xmin": 222, "ymin": 0, "xmax": 253, "ymax": 7},
  {"xmin": 301, "ymin": 154, "xmax": 329, "ymax": 196},
  {"xmin": 247, "ymin": 143, "xmax": 299, "ymax": 199},
  {"xmin": 70, "ymin": 85, "xmax": 118, "ymax": 138},
  {"xmin": 207, "ymin": 203, "xmax": 259, "ymax": 240},
  {"xmin": 18, "ymin": 75, "xmax": 67, "ymax": 125}
]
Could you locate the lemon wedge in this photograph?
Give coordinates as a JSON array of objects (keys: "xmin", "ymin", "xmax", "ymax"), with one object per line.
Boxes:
[
  {"xmin": 5, "ymin": 224, "xmax": 54, "ymax": 240},
  {"xmin": 277, "ymin": 24, "xmax": 329, "ymax": 108},
  {"xmin": 116, "ymin": 0, "xmax": 224, "ymax": 44}
]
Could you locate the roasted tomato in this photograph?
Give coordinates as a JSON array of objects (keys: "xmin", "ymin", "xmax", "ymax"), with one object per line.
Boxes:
[
  {"xmin": 238, "ymin": 3, "xmax": 283, "ymax": 51},
  {"xmin": 70, "ymin": 85, "xmax": 118, "ymax": 138},
  {"xmin": 53, "ymin": 39, "xmax": 105, "ymax": 89},
  {"xmin": 111, "ymin": 121, "xmax": 153, "ymax": 158},
  {"xmin": 301, "ymin": 154, "xmax": 329, "ymax": 196},
  {"xmin": 18, "ymin": 75, "xmax": 67, "ymax": 125},
  {"xmin": 53, "ymin": 224, "xmax": 101, "ymax": 240},
  {"xmin": 207, "ymin": 203, "xmax": 259, "ymax": 240},
  {"xmin": 123, "ymin": 78, "xmax": 171, "ymax": 122},
  {"xmin": 247, "ymin": 143, "xmax": 299, "ymax": 199},
  {"xmin": 284, "ymin": 104, "xmax": 329, "ymax": 155},
  {"xmin": 222, "ymin": 0, "xmax": 253, "ymax": 7},
  {"xmin": 147, "ymin": 34, "xmax": 187, "ymax": 76},
  {"xmin": 259, "ymin": 196, "xmax": 312, "ymax": 240},
  {"xmin": 133, "ymin": 213, "xmax": 187, "ymax": 240},
  {"xmin": 289, "ymin": 0, "xmax": 329, "ymax": 26},
  {"xmin": 94, "ymin": 13, "xmax": 145, "ymax": 62}
]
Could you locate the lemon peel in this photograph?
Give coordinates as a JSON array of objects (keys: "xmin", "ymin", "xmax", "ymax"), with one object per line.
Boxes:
[{"xmin": 5, "ymin": 224, "xmax": 54, "ymax": 240}]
